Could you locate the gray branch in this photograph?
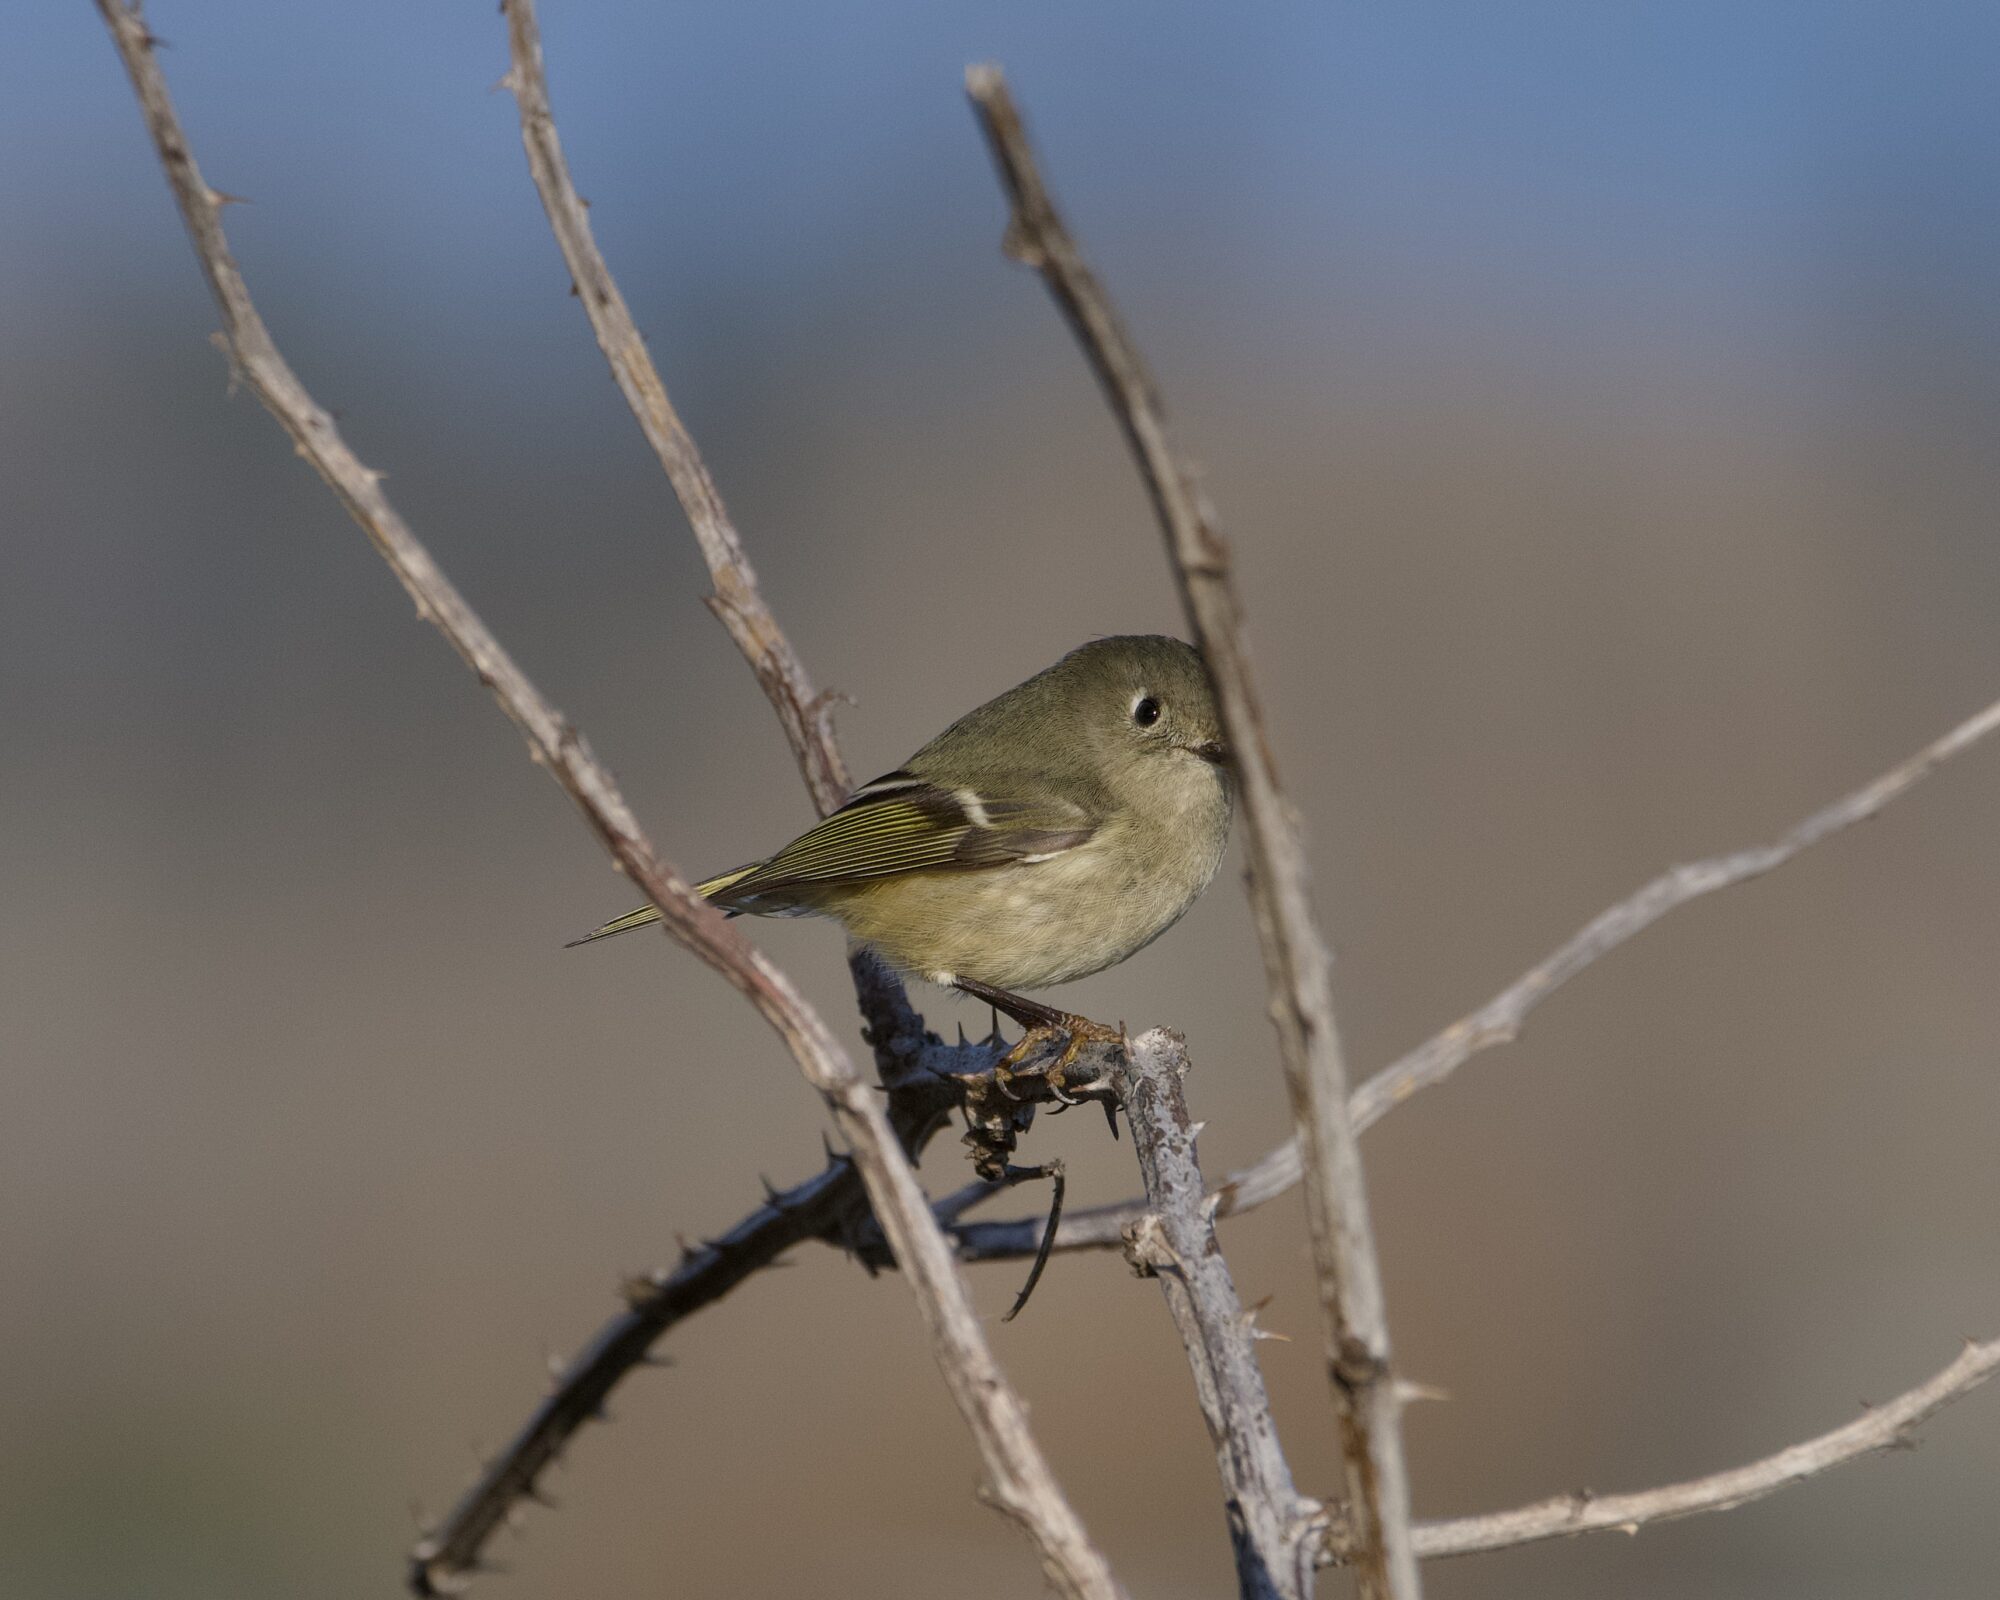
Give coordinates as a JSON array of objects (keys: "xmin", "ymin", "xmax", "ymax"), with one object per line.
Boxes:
[
  {"xmin": 966, "ymin": 65, "xmax": 1423, "ymax": 1600},
  {"xmin": 95, "ymin": 9, "xmax": 1122, "ymax": 1598},
  {"xmin": 1385, "ymin": 1337, "xmax": 2000, "ymax": 1561},
  {"xmin": 1116, "ymin": 1033, "xmax": 1321, "ymax": 1598}
]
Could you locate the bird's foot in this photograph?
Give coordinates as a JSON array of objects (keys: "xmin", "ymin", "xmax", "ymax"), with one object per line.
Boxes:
[{"xmin": 993, "ymin": 1013, "xmax": 1125, "ymax": 1104}]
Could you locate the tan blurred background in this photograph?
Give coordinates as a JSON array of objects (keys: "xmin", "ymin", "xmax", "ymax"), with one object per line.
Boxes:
[{"xmin": 6, "ymin": 3, "xmax": 2000, "ymax": 1597}]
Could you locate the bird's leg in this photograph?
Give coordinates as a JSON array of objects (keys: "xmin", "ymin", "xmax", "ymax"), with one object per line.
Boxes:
[{"xmin": 953, "ymin": 978, "xmax": 1123, "ymax": 1102}]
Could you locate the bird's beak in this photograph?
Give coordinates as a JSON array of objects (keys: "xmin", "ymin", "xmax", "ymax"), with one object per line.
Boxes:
[{"xmin": 1190, "ymin": 739, "xmax": 1229, "ymax": 766}]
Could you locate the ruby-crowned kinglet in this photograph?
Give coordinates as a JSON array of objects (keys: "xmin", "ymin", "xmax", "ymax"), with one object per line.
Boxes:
[{"xmin": 572, "ymin": 636, "xmax": 1232, "ymax": 1051}]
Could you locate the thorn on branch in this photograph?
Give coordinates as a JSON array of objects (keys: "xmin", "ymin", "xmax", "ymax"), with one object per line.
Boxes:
[
  {"xmin": 1120, "ymin": 1212, "xmax": 1175, "ymax": 1279},
  {"xmin": 1000, "ymin": 219, "xmax": 1048, "ymax": 268},
  {"xmin": 407, "ymin": 1556, "xmax": 468, "ymax": 1597},
  {"xmin": 806, "ymin": 684, "xmax": 853, "ymax": 723}
]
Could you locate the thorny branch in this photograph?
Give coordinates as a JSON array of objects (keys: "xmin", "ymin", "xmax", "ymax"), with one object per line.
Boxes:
[
  {"xmin": 416, "ymin": 1157, "xmax": 863, "ymax": 1583},
  {"xmin": 1115, "ymin": 1033, "xmax": 1319, "ymax": 1600},
  {"xmin": 1389, "ymin": 1337, "xmax": 2000, "ymax": 1561},
  {"xmin": 966, "ymin": 64, "xmax": 1422, "ymax": 1600},
  {"xmin": 96, "ymin": 9, "xmax": 1122, "ymax": 1600},
  {"xmin": 959, "ymin": 687, "xmax": 2000, "ymax": 1258}
]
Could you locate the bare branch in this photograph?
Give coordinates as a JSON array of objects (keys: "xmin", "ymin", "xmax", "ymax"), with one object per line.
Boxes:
[
  {"xmin": 1357, "ymin": 695, "xmax": 2000, "ymax": 1116},
  {"xmin": 500, "ymin": 0, "xmax": 847, "ymax": 816},
  {"xmin": 1369, "ymin": 1337, "xmax": 2000, "ymax": 1561},
  {"xmin": 960, "ymin": 689, "xmax": 2000, "ymax": 1260},
  {"xmin": 97, "ymin": 11, "xmax": 1121, "ymax": 1598},
  {"xmin": 1117, "ymin": 1032, "xmax": 1320, "ymax": 1598},
  {"xmin": 966, "ymin": 64, "xmax": 1422, "ymax": 1600}
]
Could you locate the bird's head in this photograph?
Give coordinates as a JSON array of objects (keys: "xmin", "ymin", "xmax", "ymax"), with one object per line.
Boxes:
[{"xmin": 1062, "ymin": 634, "xmax": 1230, "ymax": 771}]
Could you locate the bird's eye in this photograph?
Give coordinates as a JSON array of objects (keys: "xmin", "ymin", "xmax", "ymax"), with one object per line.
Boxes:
[{"xmin": 1132, "ymin": 695, "xmax": 1162, "ymax": 727}]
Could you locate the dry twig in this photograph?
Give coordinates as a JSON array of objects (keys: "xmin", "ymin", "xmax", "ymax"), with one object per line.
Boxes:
[
  {"xmin": 1389, "ymin": 1337, "xmax": 2000, "ymax": 1560},
  {"xmin": 966, "ymin": 64, "xmax": 1422, "ymax": 1600},
  {"xmin": 960, "ymin": 689, "xmax": 2000, "ymax": 1257},
  {"xmin": 500, "ymin": 0, "xmax": 847, "ymax": 816},
  {"xmin": 95, "ymin": 9, "xmax": 1120, "ymax": 1597}
]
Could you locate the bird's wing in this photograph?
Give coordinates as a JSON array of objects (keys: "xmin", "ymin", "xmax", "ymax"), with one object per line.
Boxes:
[{"xmin": 712, "ymin": 768, "xmax": 1096, "ymax": 906}]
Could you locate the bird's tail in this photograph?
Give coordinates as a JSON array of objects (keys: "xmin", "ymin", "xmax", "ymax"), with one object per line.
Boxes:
[{"xmin": 563, "ymin": 863, "xmax": 759, "ymax": 948}]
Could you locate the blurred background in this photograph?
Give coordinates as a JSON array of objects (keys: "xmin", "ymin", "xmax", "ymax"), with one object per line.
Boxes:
[{"xmin": 6, "ymin": 2, "xmax": 2000, "ymax": 1597}]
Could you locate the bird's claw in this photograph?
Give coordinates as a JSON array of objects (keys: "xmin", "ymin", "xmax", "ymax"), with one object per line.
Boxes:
[{"xmin": 993, "ymin": 1015, "xmax": 1118, "ymax": 1104}]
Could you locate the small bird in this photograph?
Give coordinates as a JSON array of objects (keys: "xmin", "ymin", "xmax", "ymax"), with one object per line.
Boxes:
[{"xmin": 572, "ymin": 635, "xmax": 1233, "ymax": 1082}]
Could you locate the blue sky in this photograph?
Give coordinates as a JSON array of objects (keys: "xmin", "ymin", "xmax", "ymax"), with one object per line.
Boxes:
[{"xmin": 18, "ymin": 2, "xmax": 1999, "ymax": 379}]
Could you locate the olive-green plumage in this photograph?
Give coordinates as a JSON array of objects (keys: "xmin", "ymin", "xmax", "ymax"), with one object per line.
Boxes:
[{"xmin": 571, "ymin": 636, "xmax": 1233, "ymax": 994}]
